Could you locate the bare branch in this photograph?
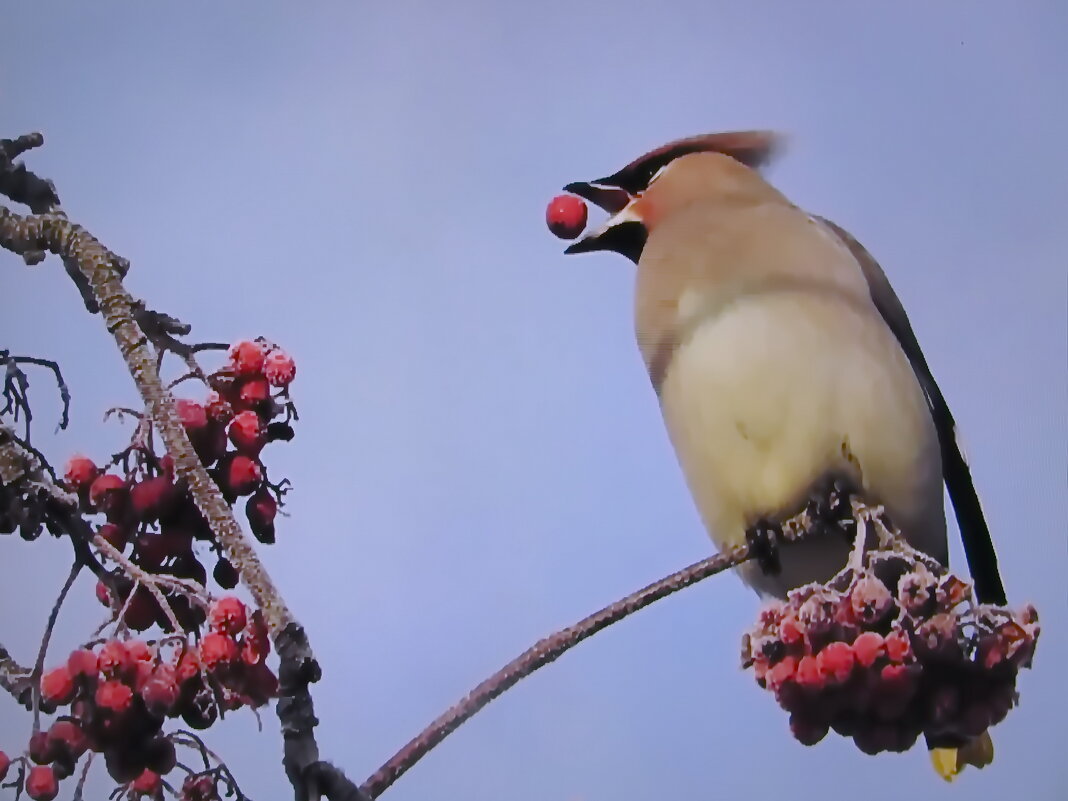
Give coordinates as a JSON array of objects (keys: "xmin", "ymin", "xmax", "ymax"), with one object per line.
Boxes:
[{"xmin": 30, "ymin": 560, "xmax": 81, "ymax": 731}]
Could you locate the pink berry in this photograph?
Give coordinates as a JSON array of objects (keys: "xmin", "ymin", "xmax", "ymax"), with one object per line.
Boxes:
[
  {"xmin": 67, "ymin": 648, "xmax": 99, "ymax": 681},
  {"xmin": 236, "ymin": 377, "xmax": 271, "ymax": 410},
  {"xmin": 219, "ymin": 454, "xmax": 262, "ymax": 496},
  {"xmin": 175, "ymin": 398, "xmax": 208, "ymax": 432},
  {"xmin": 765, "ymin": 656, "xmax": 798, "ymax": 693},
  {"xmin": 96, "ymin": 679, "xmax": 134, "ymax": 713},
  {"xmin": 852, "ymin": 631, "xmax": 885, "ymax": 668},
  {"xmin": 229, "ymin": 340, "xmax": 267, "ymax": 376},
  {"xmin": 64, "ymin": 454, "xmax": 98, "ymax": 490},
  {"xmin": 129, "ymin": 475, "xmax": 176, "ymax": 522},
  {"xmin": 545, "ymin": 194, "xmax": 588, "ymax": 240},
  {"xmin": 47, "ymin": 720, "xmax": 88, "ymax": 760},
  {"xmin": 228, "ymin": 410, "xmax": 265, "ymax": 455},
  {"xmin": 884, "ymin": 629, "xmax": 912, "ymax": 663},
  {"xmin": 795, "ymin": 655, "xmax": 824, "ymax": 691},
  {"xmin": 25, "ymin": 765, "xmax": 59, "ymax": 801},
  {"xmin": 209, "ymin": 596, "xmax": 248, "ymax": 636},
  {"xmin": 199, "ymin": 632, "xmax": 238, "ymax": 671},
  {"xmin": 817, "ymin": 641, "xmax": 855, "ymax": 685},
  {"xmin": 262, "ymin": 349, "xmax": 296, "ymax": 387},
  {"xmin": 131, "ymin": 769, "xmax": 162, "ymax": 794},
  {"xmin": 41, "ymin": 665, "xmax": 75, "ymax": 705},
  {"xmin": 88, "ymin": 473, "xmax": 127, "ymax": 513}
]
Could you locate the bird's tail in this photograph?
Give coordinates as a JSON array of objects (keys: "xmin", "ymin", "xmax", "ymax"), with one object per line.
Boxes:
[{"xmin": 929, "ymin": 731, "xmax": 995, "ymax": 781}]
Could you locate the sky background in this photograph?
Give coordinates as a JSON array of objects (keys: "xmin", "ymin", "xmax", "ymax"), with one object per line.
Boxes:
[{"xmin": 2, "ymin": 2, "xmax": 1066, "ymax": 800}]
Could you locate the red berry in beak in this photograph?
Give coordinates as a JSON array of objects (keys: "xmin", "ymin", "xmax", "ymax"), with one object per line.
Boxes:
[{"xmin": 545, "ymin": 194, "xmax": 588, "ymax": 240}]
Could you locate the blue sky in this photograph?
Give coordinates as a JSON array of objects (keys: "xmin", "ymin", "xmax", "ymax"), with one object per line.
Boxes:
[{"xmin": 2, "ymin": 3, "xmax": 1065, "ymax": 799}]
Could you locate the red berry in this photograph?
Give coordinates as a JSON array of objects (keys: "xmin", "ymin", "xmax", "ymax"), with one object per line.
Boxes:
[
  {"xmin": 852, "ymin": 631, "xmax": 885, "ymax": 668},
  {"xmin": 817, "ymin": 641, "xmax": 856, "ymax": 685},
  {"xmin": 209, "ymin": 596, "xmax": 248, "ymax": 636},
  {"xmin": 41, "ymin": 665, "xmax": 75, "ymax": 705},
  {"xmin": 229, "ymin": 340, "xmax": 267, "ymax": 377},
  {"xmin": 219, "ymin": 454, "xmax": 262, "ymax": 496},
  {"xmin": 175, "ymin": 398, "xmax": 208, "ymax": 432},
  {"xmin": 242, "ymin": 610, "xmax": 271, "ymax": 664},
  {"xmin": 96, "ymin": 679, "xmax": 133, "ymax": 713},
  {"xmin": 25, "ymin": 765, "xmax": 59, "ymax": 801},
  {"xmin": 199, "ymin": 632, "xmax": 238, "ymax": 671},
  {"xmin": 182, "ymin": 774, "xmax": 218, "ymax": 801},
  {"xmin": 765, "ymin": 656, "xmax": 798, "ymax": 693},
  {"xmin": 0, "ymin": 749, "xmax": 9, "ymax": 781},
  {"xmin": 132, "ymin": 768, "xmax": 163, "ymax": 794},
  {"xmin": 95, "ymin": 580, "xmax": 114, "ymax": 607},
  {"xmin": 262, "ymin": 349, "xmax": 296, "ymax": 388},
  {"xmin": 779, "ymin": 615, "xmax": 804, "ymax": 646},
  {"xmin": 47, "ymin": 720, "xmax": 88, "ymax": 760},
  {"xmin": 129, "ymin": 476, "xmax": 177, "ymax": 522},
  {"xmin": 884, "ymin": 629, "xmax": 912, "ymax": 663},
  {"xmin": 98, "ymin": 640, "xmax": 133, "ymax": 679},
  {"xmin": 29, "ymin": 730, "xmax": 56, "ymax": 764},
  {"xmin": 191, "ymin": 421, "xmax": 229, "ymax": 467},
  {"xmin": 545, "ymin": 194, "xmax": 588, "ymax": 240},
  {"xmin": 88, "ymin": 473, "xmax": 127, "ymax": 513},
  {"xmin": 98, "ymin": 522, "xmax": 129, "ymax": 551},
  {"xmin": 64, "ymin": 454, "xmax": 98, "ymax": 490},
  {"xmin": 205, "ymin": 390, "xmax": 234, "ymax": 424},
  {"xmin": 236, "ymin": 377, "xmax": 271, "ymax": 410},
  {"xmin": 246, "ymin": 489, "xmax": 277, "ymax": 543},
  {"xmin": 228, "ymin": 410, "xmax": 265, "ymax": 455},
  {"xmin": 174, "ymin": 647, "xmax": 202, "ymax": 684},
  {"xmin": 141, "ymin": 673, "xmax": 180, "ymax": 718},
  {"xmin": 795, "ymin": 655, "xmax": 824, "ymax": 691}
]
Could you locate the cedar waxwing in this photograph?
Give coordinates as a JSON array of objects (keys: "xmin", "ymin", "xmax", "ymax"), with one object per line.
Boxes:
[{"xmin": 562, "ymin": 131, "xmax": 1005, "ymax": 777}]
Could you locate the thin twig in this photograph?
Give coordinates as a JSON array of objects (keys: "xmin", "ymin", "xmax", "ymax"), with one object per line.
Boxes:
[{"xmin": 31, "ymin": 560, "xmax": 81, "ymax": 732}]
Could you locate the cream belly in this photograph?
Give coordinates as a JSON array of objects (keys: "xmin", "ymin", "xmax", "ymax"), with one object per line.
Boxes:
[{"xmin": 658, "ymin": 288, "xmax": 947, "ymax": 597}]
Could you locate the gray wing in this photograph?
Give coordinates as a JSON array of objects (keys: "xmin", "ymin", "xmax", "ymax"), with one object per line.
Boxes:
[{"xmin": 816, "ymin": 216, "xmax": 1007, "ymax": 605}]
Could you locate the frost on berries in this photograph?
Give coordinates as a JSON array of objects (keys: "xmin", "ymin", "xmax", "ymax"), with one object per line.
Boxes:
[{"xmin": 742, "ymin": 532, "xmax": 1040, "ymax": 757}]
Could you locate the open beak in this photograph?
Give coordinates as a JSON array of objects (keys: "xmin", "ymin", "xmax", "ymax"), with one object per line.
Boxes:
[{"xmin": 562, "ymin": 181, "xmax": 647, "ymax": 263}]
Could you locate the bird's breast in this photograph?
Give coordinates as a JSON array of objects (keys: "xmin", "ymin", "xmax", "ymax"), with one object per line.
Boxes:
[{"xmin": 656, "ymin": 286, "xmax": 946, "ymax": 596}]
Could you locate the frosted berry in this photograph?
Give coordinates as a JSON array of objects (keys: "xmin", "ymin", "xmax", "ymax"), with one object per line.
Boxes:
[
  {"xmin": 236, "ymin": 377, "xmax": 271, "ymax": 410},
  {"xmin": 209, "ymin": 596, "xmax": 248, "ymax": 636},
  {"xmin": 96, "ymin": 680, "xmax": 133, "ymax": 714},
  {"xmin": 88, "ymin": 474, "xmax": 127, "ymax": 513},
  {"xmin": 545, "ymin": 194, "xmax": 588, "ymax": 240},
  {"xmin": 229, "ymin": 340, "xmax": 266, "ymax": 377},
  {"xmin": 132, "ymin": 768, "xmax": 163, "ymax": 794},
  {"xmin": 228, "ymin": 410, "xmax": 265, "ymax": 455},
  {"xmin": 175, "ymin": 399, "xmax": 208, "ymax": 432},
  {"xmin": 199, "ymin": 632, "xmax": 238, "ymax": 671},
  {"xmin": 25, "ymin": 765, "xmax": 59, "ymax": 801},
  {"xmin": 205, "ymin": 390, "xmax": 234, "ymax": 424},
  {"xmin": 98, "ymin": 640, "xmax": 133, "ymax": 679},
  {"xmin": 219, "ymin": 454, "xmax": 262, "ymax": 496},
  {"xmin": 850, "ymin": 573, "xmax": 893, "ymax": 625},
  {"xmin": 47, "ymin": 720, "xmax": 88, "ymax": 760},
  {"xmin": 64, "ymin": 454, "xmax": 98, "ymax": 490},
  {"xmin": 263, "ymin": 348, "xmax": 296, "ymax": 387},
  {"xmin": 129, "ymin": 476, "xmax": 177, "ymax": 522},
  {"xmin": 852, "ymin": 631, "xmax": 885, "ymax": 668},
  {"xmin": 41, "ymin": 665, "xmax": 75, "ymax": 705}
]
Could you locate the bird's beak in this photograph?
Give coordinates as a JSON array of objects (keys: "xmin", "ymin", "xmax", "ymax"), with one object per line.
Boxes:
[{"xmin": 563, "ymin": 184, "xmax": 647, "ymax": 263}]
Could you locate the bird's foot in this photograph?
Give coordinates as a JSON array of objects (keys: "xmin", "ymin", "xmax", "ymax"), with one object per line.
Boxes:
[{"xmin": 746, "ymin": 519, "xmax": 782, "ymax": 576}]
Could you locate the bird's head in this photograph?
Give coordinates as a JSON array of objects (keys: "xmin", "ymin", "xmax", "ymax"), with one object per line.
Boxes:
[{"xmin": 563, "ymin": 130, "xmax": 783, "ymax": 263}]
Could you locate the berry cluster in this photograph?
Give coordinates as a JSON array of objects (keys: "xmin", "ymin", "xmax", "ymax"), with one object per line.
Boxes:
[
  {"xmin": 742, "ymin": 550, "xmax": 1039, "ymax": 755},
  {"xmin": 2, "ymin": 597, "xmax": 274, "ymax": 799},
  {"xmin": 62, "ymin": 339, "xmax": 296, "ymax": 631}
]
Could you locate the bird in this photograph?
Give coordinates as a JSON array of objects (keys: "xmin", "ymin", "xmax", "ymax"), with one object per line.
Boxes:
[{"xmin": 561, "ymin": 131, "xmax": 1005, "ymax": 778}]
